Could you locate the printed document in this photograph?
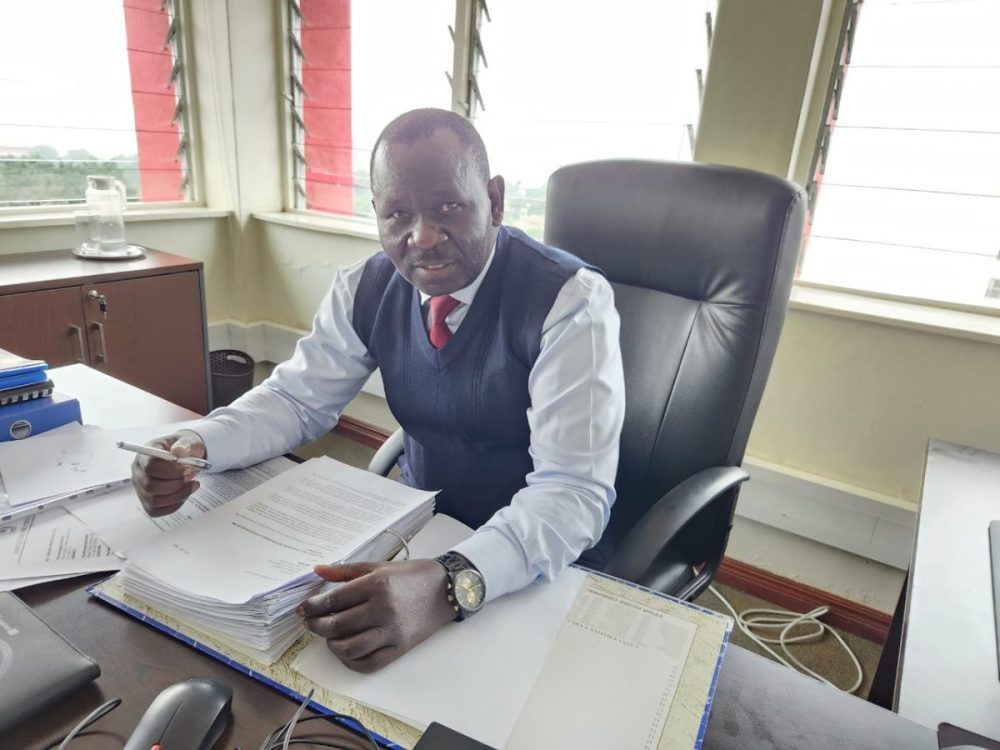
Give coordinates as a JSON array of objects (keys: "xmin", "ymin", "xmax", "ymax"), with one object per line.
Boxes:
[
  {"xmin": 505, "ymin": 578, "xmax": 697, "ymax": 750},
  {"xmin": 0, "ymin": 506, "xmax": 120, "ymax": 580},
  {"xmin": 123, "ymin": 456, "xmax": 437, "ymax": 604},
  {"xmin": 68, "ymin": 456, "xmax": 295, "ymax": 554}
]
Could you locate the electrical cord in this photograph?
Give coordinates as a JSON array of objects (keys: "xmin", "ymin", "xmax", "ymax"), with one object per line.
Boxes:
[
  {"xmin": 44, "ymin": 698, "xmax": 122, "ymax": 750},
  {"xmin": 42, "ymin": 687, "xmax": 383, "ymax": 750},
  {"xmin": 280, "ymin": 690, "xmax": 312, "ymax": 750},
  {"xmin": 706, "ymin": 584, "xmax": 864, "ymax": 694},
  {"xmin": 256, "ymin": 689, "xmax": 383, "ymax": 750}
]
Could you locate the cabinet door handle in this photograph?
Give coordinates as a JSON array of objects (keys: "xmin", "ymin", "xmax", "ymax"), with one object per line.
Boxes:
[
  {"xmin": 68, "ymin": 324, "xmax": 85, "ymax": 363},
  {"xmin": 91, "ymin": 322, "xmax": 109, "ymax": 363}
]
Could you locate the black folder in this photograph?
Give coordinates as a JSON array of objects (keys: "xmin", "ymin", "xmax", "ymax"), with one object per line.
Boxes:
[{"xmin": 0, "ymin": 592, "xmax": 100, "ymax": 734}]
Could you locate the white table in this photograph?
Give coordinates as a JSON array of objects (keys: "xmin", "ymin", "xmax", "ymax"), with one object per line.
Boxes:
[
  {"xmin": 897, "ymin": 439, "xmax": 1000, "ymax": 739},
  {"xmin": 52, "ymin": 363, "xmax": 199, "ymax": 428}
]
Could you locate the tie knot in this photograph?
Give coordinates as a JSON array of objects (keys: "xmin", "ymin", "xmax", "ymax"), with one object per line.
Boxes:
[
  {"xmin": 429, "ymin": 295, "xmax": 461, "ymax": 319},
  {"xmin": 427, "ymin": 295, "xmax": 461, "ymax": 349}
]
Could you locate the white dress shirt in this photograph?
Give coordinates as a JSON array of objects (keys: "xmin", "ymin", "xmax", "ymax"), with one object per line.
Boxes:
[{"xmin": 192, "ymin": 240, "xmax": 625, "ymax": 602}]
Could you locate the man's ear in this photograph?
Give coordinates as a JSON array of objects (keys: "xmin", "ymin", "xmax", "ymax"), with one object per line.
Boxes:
[{"xmin": 487, "ymin": 175, "xmax": 505, "ymax": 226}]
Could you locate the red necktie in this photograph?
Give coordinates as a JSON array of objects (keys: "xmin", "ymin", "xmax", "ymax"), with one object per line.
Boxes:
[{"xmin": 428, "ymin": 295, "xmax": 461, "ymax": 349}]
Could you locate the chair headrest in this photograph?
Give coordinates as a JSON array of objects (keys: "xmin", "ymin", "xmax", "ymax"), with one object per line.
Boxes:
[{"xmin": 544, "ymin": 159, "xmax": 805, "ymax": 305}]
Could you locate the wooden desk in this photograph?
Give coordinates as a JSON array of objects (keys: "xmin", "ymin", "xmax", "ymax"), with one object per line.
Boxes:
[
  {"xmin": 0, "ymin": 366, "xmax": 938, "ymax": 749},
  {"xmin": 896, "ymin": 440, "xmax": 1000, "ymax": 739}
]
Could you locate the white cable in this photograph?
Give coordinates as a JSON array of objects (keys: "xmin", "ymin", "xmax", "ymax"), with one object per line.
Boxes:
[
  {"xmin": 706, "ymin": 584, "xmax": 864, "ymax": 695},
  {"xmin": 280, "ymin": 688, "xmax": 315, "ymax": 750}
]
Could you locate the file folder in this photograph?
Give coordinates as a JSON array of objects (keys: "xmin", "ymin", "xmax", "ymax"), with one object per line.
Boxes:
[{"xmin": 0, "ymin": 392, "xmax": 82, "ymax": 441}]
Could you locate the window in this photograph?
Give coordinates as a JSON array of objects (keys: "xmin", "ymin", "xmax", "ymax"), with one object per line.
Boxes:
[
  {"xmin": 801, "ymin": 0, "xmax": 1000, "ymax": 310},
  {"xmin": 473, "ymin": 2, "xmax": 714, "ymax": 237},
  {"xmin": 0, "ymin": 0, "xmax": 195, "ymax": 209},
  {"xmin": 287, "ymin": 0, "xmax": 453, "ymax": 218},
  {"xmin": 286, "ymin": 0, "xmax": 715, "ymax": 233}
]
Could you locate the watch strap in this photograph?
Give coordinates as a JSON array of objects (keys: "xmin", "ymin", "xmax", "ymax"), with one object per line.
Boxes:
[{"xmin": 435, "ymin": 552, "xmax": 483, "ymax": 621}]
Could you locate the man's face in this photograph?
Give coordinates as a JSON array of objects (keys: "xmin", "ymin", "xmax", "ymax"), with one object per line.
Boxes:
[{"xmin": 371, "ymin": 129, "xmax": 504, "ymax": 296}]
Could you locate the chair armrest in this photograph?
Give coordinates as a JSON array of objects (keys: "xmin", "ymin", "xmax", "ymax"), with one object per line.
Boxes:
[
  {"xmin": 368, "ymin": 428, "xmax": 405, "ymax": 476},
  {"xmin": 605, "ymin": 465, "xmax": 749, "ymax": 595}
]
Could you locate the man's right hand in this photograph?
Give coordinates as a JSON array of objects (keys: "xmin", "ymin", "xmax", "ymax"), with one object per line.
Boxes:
[{"xmin": 131, "ymin": 430, "xmax": 207, "ymax": 517}]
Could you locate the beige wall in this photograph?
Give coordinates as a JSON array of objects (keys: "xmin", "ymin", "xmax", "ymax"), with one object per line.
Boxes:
[
  {"xmin": 255, "ymin": 221, "xmax": 379, "ymax": 329},
  {"xmin": 753, "ymin": 311, "xmax": 1000, "ymax": 502}
]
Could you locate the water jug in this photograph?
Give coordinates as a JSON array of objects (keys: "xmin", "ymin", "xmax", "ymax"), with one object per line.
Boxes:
[{"xmin": 85, "ymin": 175, "xmax": 127, "ymax": 252}]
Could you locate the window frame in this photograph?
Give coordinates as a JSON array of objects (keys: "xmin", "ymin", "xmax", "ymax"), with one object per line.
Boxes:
[
  {"xmin": 0, "ymin": 0, "xmax": 203, "ymax": 217},
  {"xmin": 796, "ymin": 0, "xmax": 1000, "ymax": 318}
]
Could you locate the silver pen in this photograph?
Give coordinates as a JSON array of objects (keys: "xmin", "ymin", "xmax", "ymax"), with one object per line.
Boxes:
[{"xmin": 115, "ymin": 440, "xmax": 212, "ymax": 470}]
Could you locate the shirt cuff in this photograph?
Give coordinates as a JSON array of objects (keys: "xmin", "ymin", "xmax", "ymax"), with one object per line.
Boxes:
[
  {"xmin": 185, "ymin": 418, "xmax": 232, "ymax": 473},
  {"xmin": 451, "ymin": 527, "xmax": 533, "ymax": 603}
]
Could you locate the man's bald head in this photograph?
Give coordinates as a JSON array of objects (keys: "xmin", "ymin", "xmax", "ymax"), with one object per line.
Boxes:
[{"xmin": 369, "ymin": 108, "xmax": 490, "ymax": 190}]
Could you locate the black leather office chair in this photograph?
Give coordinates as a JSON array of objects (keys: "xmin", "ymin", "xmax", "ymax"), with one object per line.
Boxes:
[{"xmin": 370, "ymin": 159, "xmax": 806, "ymax": 602}]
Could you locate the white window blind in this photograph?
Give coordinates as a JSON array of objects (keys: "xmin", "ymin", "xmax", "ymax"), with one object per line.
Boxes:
[
  {"xmin": 0, "ymin": 0, "xmax": 195, "ymax": 209},
  {"xmin": 801, "ymin": 0, "xmax": 1000, "ymax": 309}
]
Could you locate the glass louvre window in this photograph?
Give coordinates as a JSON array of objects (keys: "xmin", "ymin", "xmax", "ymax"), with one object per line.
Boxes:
[
  {"xmin": 0, "ymin": 0, "xmax": 194, "ymax": 208},
  {"xmin": 288, "ymin": 0, "xmax": 453, "ymax": 218},
  {"xmin": 801, "ymin": 0, "xmax": 1000, "ymax": 309},
  {"xmin": 472, "ymin": 1, "xmax": 715, "ymax": 237}
]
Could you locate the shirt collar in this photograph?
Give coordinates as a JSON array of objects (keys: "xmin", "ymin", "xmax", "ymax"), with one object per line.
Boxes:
[{"xmin": 418, "ymin": 235, "xmax": 498, "ymax": 307}]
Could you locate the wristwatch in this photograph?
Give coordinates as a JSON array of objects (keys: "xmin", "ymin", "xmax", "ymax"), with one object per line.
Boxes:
[{"xmin": 435, "ymin": 552, "xmax": 486, "ymax": 621}]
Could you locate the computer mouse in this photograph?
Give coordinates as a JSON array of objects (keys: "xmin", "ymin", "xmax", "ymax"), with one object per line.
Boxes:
[{"xmin": 123, "ymin": 676, "xmax": 232, "ymax": 750}]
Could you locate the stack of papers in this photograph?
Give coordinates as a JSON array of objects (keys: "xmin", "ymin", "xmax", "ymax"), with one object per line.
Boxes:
[
  {"xmin": 120, "ymin": 457, "xmax": 436, "ymax": 663},
  {"xmin": 71, "ymin": 456, "xmax": 296, "ymax": 555},
  {"xmin": 0, "ymin": 506, "xmax": 123, "ymax": 592},
  {"xmin": 0, "ymin": 427, "xmax": 288, "ymax": 592}
]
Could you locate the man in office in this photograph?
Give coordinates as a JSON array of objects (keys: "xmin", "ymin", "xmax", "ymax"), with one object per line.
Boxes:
[{"xmin": 132, "ymin": 108, "xmax": 625, "ymax": 672}]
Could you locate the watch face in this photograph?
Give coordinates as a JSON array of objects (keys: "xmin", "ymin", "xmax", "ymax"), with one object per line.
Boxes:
[{"xmin": 453, "ymin": 569, "xmax": 485, "ymax": 612}]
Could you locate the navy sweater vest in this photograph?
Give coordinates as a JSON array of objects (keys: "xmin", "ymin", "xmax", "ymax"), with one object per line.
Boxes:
[{"xmin": 352, "ymin": 226, "xmax": 589, "ymax": 528}]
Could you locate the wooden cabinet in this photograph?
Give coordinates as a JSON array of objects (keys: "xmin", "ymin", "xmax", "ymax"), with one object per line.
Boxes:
[{"xmin": 0, "ymin": 249, "xmax": 210, "ymax": 414}]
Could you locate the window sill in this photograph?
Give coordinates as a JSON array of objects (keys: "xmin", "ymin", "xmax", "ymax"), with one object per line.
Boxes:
[
  {"xmin": 253, "ymin": 210, "xmax": 379, "ymax": 242},
  {"xmin": 0, "ymin": 206, "xmax": 232, "ymax": 229},
  {"xmin": 790, "ymin": 285, "xmax": 1000, "ymax": 345},
  {"xmin": 252, "ymin": 211, "xmax": 1000, "ymax": 346}
]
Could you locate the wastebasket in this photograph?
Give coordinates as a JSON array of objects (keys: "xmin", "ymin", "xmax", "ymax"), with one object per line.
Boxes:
[{"xmin": 209, "ymin": 349, "xmax": 255, "ymax": 408}]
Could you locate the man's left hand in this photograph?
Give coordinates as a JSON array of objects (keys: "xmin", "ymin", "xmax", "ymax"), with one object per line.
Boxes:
[{"xmin": 299, "ymin": 559, "xmax": 456, "ymax": 672}]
